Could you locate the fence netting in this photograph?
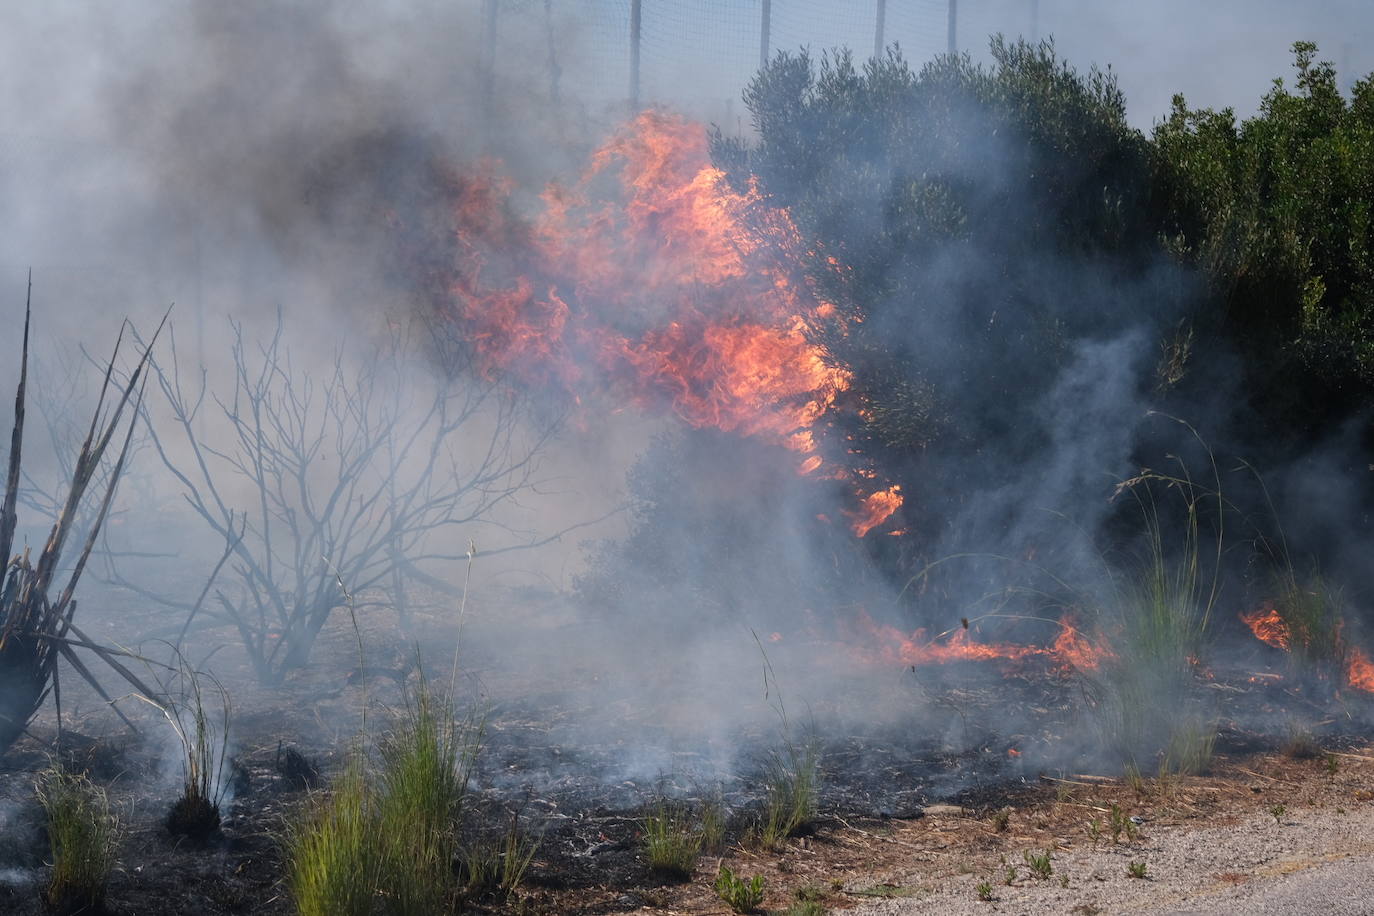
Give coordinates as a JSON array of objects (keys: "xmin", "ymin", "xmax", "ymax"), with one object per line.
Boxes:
[{"xmin": 487, "ymin": 0, "xmax": 1036, "ymax": 124}]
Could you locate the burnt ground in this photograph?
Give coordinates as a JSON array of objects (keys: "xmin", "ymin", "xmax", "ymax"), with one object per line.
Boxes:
[{"xmin": 2, "ymin": 581, "xmax": 1373, "ymax": 915}]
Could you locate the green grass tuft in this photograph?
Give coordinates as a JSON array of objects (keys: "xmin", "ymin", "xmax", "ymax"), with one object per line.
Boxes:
[
  {"xmin": 37, "ymin": 766, "xmax": 120, "ymax": 915},
  {"xmin": 642, "ymin": 802, "xmax": 702, "ymax": 880},
  {"xmin": 755, "ymin": 742, "xmax": 819, "ymax": 850},
  {"xmin": 286, "ymin": 674, "xmax": 482, "ymax": 916},
  {"xmin": 286, "ymin": 761, "xmax": 376, "ymax": 916}
]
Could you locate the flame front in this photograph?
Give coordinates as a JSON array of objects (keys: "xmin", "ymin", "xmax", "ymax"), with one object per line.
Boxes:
[
  {"xmin": 1240, "ymin": 606, "xmax": 1291, "ymax": 650},
  {"xmin": 855, "ymin": 612, "xmax": 1113, "ymax": 673},
  {"xmin": 1239, "ymin": 606, "xmax": 1374, "ymax": 694},
  {"xmin": 1347, "ymin": 649, "xmax": 1374, "ymax": 692},
  {"xmin": 436, "ymin": 111, "xmax": 902, "ymax": 532}
]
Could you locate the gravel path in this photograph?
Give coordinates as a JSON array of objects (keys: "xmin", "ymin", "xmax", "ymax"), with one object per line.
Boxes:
[{"xmin": 848, "ymin": 802, "xmax": 1374, "ymax": 916}]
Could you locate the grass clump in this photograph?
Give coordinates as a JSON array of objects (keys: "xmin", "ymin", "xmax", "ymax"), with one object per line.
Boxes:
[
  {"xmin": 155, "ymin": 666, "xmax": 231, "ymax": 841},
  {"xmin": 373, "ymin": 681, "xmax": 478, "ymax": 913},
  {"xmin": 1094, "ymin": 447, "xmax": 1223, "ymax": 774},
  {"xmin": 286, "ymin": 762, "xmax": 375, "ymax": 916},
  {"xmin": 1161, "ymin": 718, "xmax": 1216, "ymax": 776},
  {"xmin": 714, "ymin": 865, "xmax": 765, "ymax": 913},
  {"xmin": 1282, "ymin": 724, "xmax": 1320, "ymax": 759},
  {"xmin": 642, "ymin": 802, "xmax": 702, "ymax": 880},
  {"xmin": 975, "ymin": 880, "xmax": 994, "ymax": 901},
  {"xmin": 783, "ymin": 898, "xmax": 827, "ymax": 916},
  {"xmin": 459, "ymin": 817, "xmax": 539, "ymax": 901},
  {"xmin": 1127, "ymin": 861, "xmax": 1148, "ymax": 879},
  {"xmin": 286, "ymin": 676, "xmax": 482, "ymax": 916},
  {"xmin": 699, "ymin": 795, "xmax": 727, "ymax": 852},
  {"xmin": 755, "ymin": 742, "xmax": 819, "ymax": 850},
  {"xmin": 37, "ymin": 766, "xmax": 120, "ymax": 916}
]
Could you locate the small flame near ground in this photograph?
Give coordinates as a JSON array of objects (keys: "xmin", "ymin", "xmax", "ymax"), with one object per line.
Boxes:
[
  {"xmin": 436, "ymin": 111, "xmax": 901, "ymax": 536},
  {"xmin": 1239, "ymin": 606, "xmax": 1374, "ymax": 693},
  {"xmin": 852, "ymin": 611, "xmax": 1114, "ymax": 674}
]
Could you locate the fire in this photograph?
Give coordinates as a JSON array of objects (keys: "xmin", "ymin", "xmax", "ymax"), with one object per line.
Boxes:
[
  {"xmin": 1238, "ymin": 606, "xmax": 1374, "ymax": 694},
  {"xmin": 854, "ymin": 611, "xmax": 1112, "ymax": 672},
  {"xmin": 848, "ymin": 485, "xmax": 903, "ymax": 537},
  {"xmin": 435, "ymin": 111, "xmax": 904, "ymax": 535},
  {"xmin": 1346, "ymin": 649, "xmax": 1374, "ymax": 692},
  {"xmin": 1051, "ymin": 618, "xmax": 1112, "ymax": 672},
  {"xmin": 1240, "ymin": 606, "xmax": 1290, "ymax": 650}
]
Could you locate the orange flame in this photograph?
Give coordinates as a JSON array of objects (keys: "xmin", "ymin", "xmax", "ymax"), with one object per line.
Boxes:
[
  {"xmin": 848, "ymin": 485, "xmax": 903, "ymax": 537},
  {"xmin": 1240, "ymin": 606, "xmax": 1291, "ymax": 650},
  {"xmin": 435, "ymin": 111, "xmax": 905, "ymax": 534},
  {"xmin": 854, "ymin": 611, "xmax": 1112, "ymax": 672},
  {"xmin": 1346, "ymin": 649, "xmax": 1374, "ymax": 693},
  {"xmin": 1239, "ymin": 606, "xmax": 1374, "ymax": 694}
]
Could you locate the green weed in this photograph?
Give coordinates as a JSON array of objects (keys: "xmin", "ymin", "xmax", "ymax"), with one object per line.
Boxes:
[
  {"xmin": 714, "ymin": 865, "xmax": 765, "ymax": 913},
  {"xmin": 37, "ymin": 766, "xmax": 120, "ymax": 915},
  {"xmin": 1022, "ymin": 849, "xmax": 1053, "ymax": 880},
  {"xmin": 642, "ymin": 802, "xmax": 701, "ymax": 880}
]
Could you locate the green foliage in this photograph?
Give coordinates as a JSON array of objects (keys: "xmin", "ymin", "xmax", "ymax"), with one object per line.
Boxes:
[
  {"xmin": 713, "ymin": 38, "xmax": 1168, "ymax": 550},
  {"xmin": 1108, "ymin": 804, "xmax": 1138, "ymax": 845},
  {"xmin": 286, "ymin": 679, "xmax": 482, "ymax": 916},
  {"xmin": 756, "ymin": 741, "xmax": 820, "ymax": 850},
  {"xmin": 976, "ymin": 880, "xmax": 995, "ymax": 901},
  {"xmin": 1274, "ymin": 573, "xmax": 1347, "ymax": 678},
  {"xmin": 642, "ymin": 802, "xmax": 702, "ymax": 880},
  {"xmin": 1270, "ymin": 803, "xmax": 1287, "ymax": 824},
  {"xmin": 460, "ymin": 819, "xmax": 540, "ymax": 900},
  {"xmin": 714, "ymin": 865, "xmax": 766, "ymax": 913},
  {"xmin": 1022, "ymin": 849, "xmax": 1053, "ymax": 880},
  {"xmin": 1162, "ymin": 719, "xmax": 1217, "ymax": 776},
  {"xmin": 1127, "ymin": 861, "xmax": 1148, "ymax": 879},
  {"xmin": 1091, "ymin": 458, "xmax": 1223, "ymax": 774},
  {"xmin": 287, "ymin": 762, "xmax": 376, "ymax": 916},
  {"xmin": 37, "ymin": 766, "xmax": 120, "ymax": 915},
  {"xmin": 373, "ymin": 681, "xmax": 478, "ymax": 913},
  {"xmin": 1153, "ymin": 41, "xmax": 1374, "ymax": 435},
  {"xmin": 700, "ymin": 796, "xmax": 728, "ymax": 853}
]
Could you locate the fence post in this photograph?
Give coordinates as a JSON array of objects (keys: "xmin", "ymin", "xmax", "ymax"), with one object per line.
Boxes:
[
  {"xmin": 482, "ymin": 0, "xmax": 498, "ymax": 119},
  {"xmin": 760, "ymin": 0, "xmax": 771, "ymax": 68},
  {"xmin": 543, "ymin": 0, "xmax": 561, "ymax": 106},
  {"xmin": 874, "ymin": 0, "xmax": 886, "ymax": 57},
  {"xmin": 630, "ymin": 0, "xmax": 641, "ymax": 111}
]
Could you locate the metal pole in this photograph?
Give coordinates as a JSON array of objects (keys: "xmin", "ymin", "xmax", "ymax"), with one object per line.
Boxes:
[
  {"xmin": 630, "ymin": 0, "xmax": 641, "ymax": 111},
  {"xmin": 947, "ymin": 0, "xmax": 957, "ymax": 54},
  {"xmin": 482, "ymin": 0, "xmax": 498, "ymax": 119},
  {"xmin": 543, "ymin": 0, "xmax": 561, "ymax": 106},
  {"xmin": 874, "ymin": 0, "xmax": 886, "ymax": 57},
  {"xmin": 760, "ymin": 0, "xmax": 771, "ymax": 68}
]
